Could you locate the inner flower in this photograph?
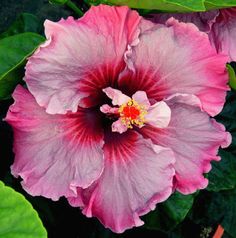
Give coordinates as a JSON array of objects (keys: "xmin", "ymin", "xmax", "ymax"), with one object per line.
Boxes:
[
  {"xmin": 119, "ymin": 99, "xmax": 147, "ymax": 128},
  {"xmin": 100, "ymin": 87, "xmax": 172, "ymax": 134}
]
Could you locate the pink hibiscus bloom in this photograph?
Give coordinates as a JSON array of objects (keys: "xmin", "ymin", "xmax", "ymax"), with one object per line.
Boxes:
[
  {"xmin": 150, "ymin": 7, "xmax": 236, "ymax": 61},
  {"xmin": 6, "ymin": 5, "xmax": 231, "ymax": 233}
]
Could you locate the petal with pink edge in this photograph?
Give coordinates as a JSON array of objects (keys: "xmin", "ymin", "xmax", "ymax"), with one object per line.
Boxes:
[
  {"xmin": 145, "ymin": 101, "xmax": 171, "ymax": 128},
  {"xmin": 139, "ymin": 94, "xmax": 231, "ymax": 194},
  {"xmin": 25, "ymin": 5, "xmax": 142, "ymax": 113},
  {"xmin": 69, "ymin": 131, "xmax": 175, "ymax": 233},
  {"xmin": 209, "ymin": 7, "xmax": 236, "ymax": 62},
  {"xmin": 119, "ymin": 18, "xmax": 229, "ymax": 116},
  {"xmin": 5, "ymin": 86, "xmax": 104, "ymax": 200}
]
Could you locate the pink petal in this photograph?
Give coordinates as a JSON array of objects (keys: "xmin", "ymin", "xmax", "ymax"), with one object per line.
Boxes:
[
  {"xmin": 25, "ymin": 5, "xmax": 142, "ymax": 113},
  {"xmin": 111, "ymin": 119, "xmax": 128, "ymax": 134},
  {"xmin": 145, "ymin": 101, "xmax": 171, "ymax": 128},
  {"xmin": 100, "ymin": 104, "xmax": 119, "ymax": 114},
  {"xmin": 5, "ymin": 86, "xmax": 104, "ymax": 200},
  {"xmin": 139, "ymin": 94, "xmax": 231, "ymax": 194},
  {"xmin": 70, "ymin": 131, "xmax": 175, "ymax": 233},
  {"xmin": 119, "ymin": 18, "xmax": 229, "ymax": 117},
  {"xmin": 132, "ymin": 91, "xmax": 150, "ymax": 108},
  {"xmin": 209, "ymin": 7, "xmax": 236, "ymax": 61},
  {"xmin": 149, "ymin": 10, "xmax": 219, "ymax": 33},
  {"xmin": 103, "ymin": 87, "xmax": 130, "ymax": 106}
]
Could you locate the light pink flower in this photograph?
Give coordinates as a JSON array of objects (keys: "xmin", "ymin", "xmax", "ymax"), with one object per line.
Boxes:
[
  {"xmin": 150, "ymin": 7, "xmax": 236, "ymax": 61},
  {"xmin": 6, "ymin": 5, "xmax": 231, "ymax": 233}
]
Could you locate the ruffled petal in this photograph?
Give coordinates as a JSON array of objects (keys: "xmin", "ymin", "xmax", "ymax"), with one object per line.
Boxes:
[
  {"xmin": 5, "ymin": 86, "xmax": 104, "ymax": 200},
  {"xmin": 25, "ymin": 5, "xmax": 142, "ymax": 113},
  {"xmin": 209, "ymin": 7, "xmax": 236, "ymax": 61},
  {"xmin": 119, "ymin": 18, "xmax": 229, "ymax": 116},
  {"xmin": 145, "ymin": 101, "xmax": 171, "ymax": 128},
  {"xmin": 139, "ymin": 94, "xmax": 231, "ymax": 194},
  {"xmin": 69, "ymin": 131, "xmax": 175, "ymax": 233},
  {"xmin": 149, "ymin": 10, "xmax": 219, "ymax": 33},
  {"xmin": 103, "ymin": 87, "xmax": 130, "ymax": 106}
]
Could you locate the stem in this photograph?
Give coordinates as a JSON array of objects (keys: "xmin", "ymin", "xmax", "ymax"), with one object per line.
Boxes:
[
  {"xmin": 213, "ymin": 225, "xmax": 224, "ymax": 238},
  {"xmin": 66, "ymin": 0, "xmax": 84, "ymax": 17}
]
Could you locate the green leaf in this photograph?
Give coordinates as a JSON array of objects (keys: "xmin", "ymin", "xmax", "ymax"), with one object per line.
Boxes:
[
  {"xmin": 227, "ymin": 64, "xmax": 236, "ymax": 90},
  {"xmin": 0, "ymin": 33, "xmax": 45, "ymax": 100},
  {"xmin": 143, "ymin": 192, "xmax": 194, "ymax": 232},
  {"xmin": 49, "ymin": 0, "xmax": 68, "ymax": 4},
  {"xmin": 216, "ymin": 91, "xmax": 236, "ymax": 136},
  {"xmin": 205, "ymin": 0, "xmax": 236, "ymax": 8},
  {"xmin": 191, "ymin": 189, "xmax": 236, "ymax": 238},
  {"xmin": 86, "ymin": 0, "xmax": 236, "ymax": 12},
  {"xmin": 207, "ymin": 90, "xmax": 236, "ymax": 192},
  {"xmin": 207, "ymin": 150, "xmax": 236, "ymax": 192},
  {"xmin": 86, "ymin": 0, "xmax": 205, "ymax": 11},
  {"xmin": 0, "ymin": 181, "xmax": 47, "ymax": 238},
  {"xmin": 221, "ymin": 189, "xmax": 236, "ymax": 238},
  {"xmin": 0, "ymin": 13, "xmax": 40, "ymax": 39}
]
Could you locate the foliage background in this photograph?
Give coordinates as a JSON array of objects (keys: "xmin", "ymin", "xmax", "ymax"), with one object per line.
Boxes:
[{"xmin": 0, "ymin": 0, "xmax": 236, "ymax": 238}]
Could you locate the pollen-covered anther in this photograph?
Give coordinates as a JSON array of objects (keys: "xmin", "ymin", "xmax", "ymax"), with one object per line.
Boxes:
[{"xmin": 118, "ymin": 99, "xmax": 147, "ymax": 128}]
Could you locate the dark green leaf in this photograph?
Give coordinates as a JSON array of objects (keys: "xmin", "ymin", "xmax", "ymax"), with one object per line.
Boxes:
[
  {"xmin": 223, "ymin": 232, "xmax": 234, "ymax": 238},
  {"xmin": 0, "ymin": 181, "xmax": 47, "ymax": 238},
  {"xmin": 144, "ymin": 192, "xmax": 194, "ymax": 232},
  {"xmin": 49, "ymin": 0, "xmax": 68, "ymax": 4},
  {"xmin": 0, "ymin": 33, "xmax": 45, "ymax": 99},
  {"xmin": 221, "ymin": 189, "xmax": 236, "ymax": 238},
  {"xmin": 190, "ymin": 191, "xmax": 224, "ymax": 226},
  {"xmin": 190, "ymin": 189, "xmax": 236, "ymax": 238},
  {"xmin": 207, "ymin": 90, "xmax": 236, "ymax": 192},
  {"xmin": 215, "ymin": 91, "xmax": 236, "ymax": 152},
  {"xmin": 86, "ymin": 0, "xmax": 236, "ymax": 12},
  {"xmin": 0, "ymin": 13, "xmax": 40, "ymax": 39},
  {"xmin": 207, "ymin": 150, "xmax": 236, "ymax": 191}
]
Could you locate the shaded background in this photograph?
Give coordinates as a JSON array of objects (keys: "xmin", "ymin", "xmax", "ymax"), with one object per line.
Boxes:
[{"xmin": 0, "ymin": 0, "xmax": 72, "ymax": 33}]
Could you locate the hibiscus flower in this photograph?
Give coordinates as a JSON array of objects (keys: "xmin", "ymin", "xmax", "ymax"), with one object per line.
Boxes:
[
  {"xmin": 150, "ymin": 7, "xmax": 236, "ymax": 61},
  {"xmin": 6, "ymin": 5, "xmax": 231, "ymax": 233}
]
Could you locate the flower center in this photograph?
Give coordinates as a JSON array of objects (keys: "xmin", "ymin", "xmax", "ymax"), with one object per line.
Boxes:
[{"xmin": 118, "ymin": 99, "xmax": 147, "ymax": 128}]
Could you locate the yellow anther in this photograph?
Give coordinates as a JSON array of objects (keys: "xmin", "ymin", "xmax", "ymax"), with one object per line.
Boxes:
[{"xmin": 118, "ymin": 99, "xmax": 147, "ymax": 128}]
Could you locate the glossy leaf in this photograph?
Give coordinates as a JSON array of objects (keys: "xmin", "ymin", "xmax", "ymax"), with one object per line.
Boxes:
[
  {"xmin": 0, "ymin": 181, "xmax": 47, "ymax": 238},
  {"xmin": 144, "ymin": 192, "xmax": 194, "ymax": 232},
  {"xmin": 206, "ymin": 0, "xmax": 236, "ymax": 8},
  {"xmin": 227, "ymin": 64, "xmax": 236, "ymax": 90},
  {"xmin": 86, "ymin": 0, "xmax": 236, "ymax": 12},
  {"xmin": 0, "ymin": 33, "xmax": 45, "ymax": 99}
]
